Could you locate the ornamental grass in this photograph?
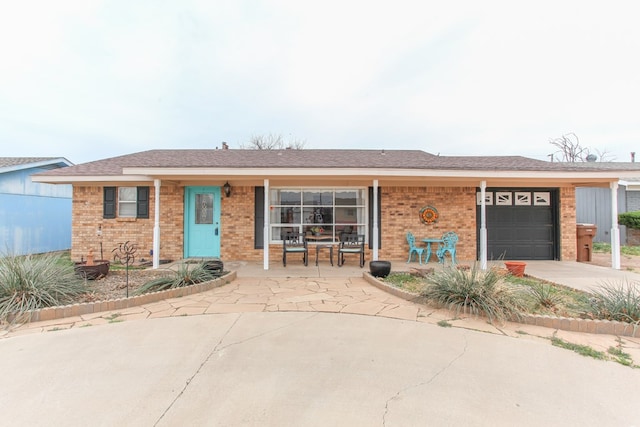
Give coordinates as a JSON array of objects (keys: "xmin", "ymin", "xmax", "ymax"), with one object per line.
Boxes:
[
  {"xmin": 420, "ymin": 264, "xmax": 525, "ymax": 324},
  {"xmin": 0, "ymin": 252, "xmax": 86, "ymax": 321}
]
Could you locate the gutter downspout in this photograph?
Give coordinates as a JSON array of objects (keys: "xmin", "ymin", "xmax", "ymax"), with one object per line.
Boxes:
[
  {"xmin": 480, "ymin": 181, "xmax": 488, "ymax": 270},
  {"xmin": 153, "ymin": 179, "xmax": 161, "ymax": 269},
  {"xmin": 611, "ymin": 181, "xmax": 621, "ymax": 269},
  {"xmin": 264, "ymin": 179, "xmax": 270, "ymax": 270},
  {"xmin": 373, "ymin": 179, "xmax": 379, "ymax": 261}
]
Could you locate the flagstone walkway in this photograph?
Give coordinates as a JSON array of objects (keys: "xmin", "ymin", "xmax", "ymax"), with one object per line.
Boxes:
[{"xmin": 2, "ymin": 274, "xmax": 640, "ymax": 368}]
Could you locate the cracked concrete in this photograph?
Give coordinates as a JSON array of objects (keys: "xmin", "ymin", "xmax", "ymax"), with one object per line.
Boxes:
[
  {"xmin": 2, "ymin": 267, "xmax": 640, "ymax": 425},
  {"xmin": 1, "ymin": 312, "xmax": 640, "ymax": 426},
  {"xmin": 383, "ymin": 335, "xmax": 469, "ymax": 426}
]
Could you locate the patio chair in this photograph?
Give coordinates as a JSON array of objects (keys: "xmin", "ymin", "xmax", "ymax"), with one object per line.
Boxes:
[
  {"xmin": 283, "ymin": 231, "xmax": 308, "ymax": 267},
  {"xmin": 406, "ymin": 231, "xmax": 425, "ymax": 264},
  {"xmin": 436, "ymin": 231, "xmax": 458, "ymax": 265},
  {"xmin": 337, "ymin": 233, "xmax": 365, "ymax": 267}
]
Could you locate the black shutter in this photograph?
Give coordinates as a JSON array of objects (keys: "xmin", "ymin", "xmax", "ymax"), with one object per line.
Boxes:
[
  {"xmin": 137, "ymin": 187, "xmax": 149, "ymax": 218},
  {"xmin": 255, "ymin": 187, "xmax": 264, "ymax": 249},
  {"xmin": 103, "ymin": 187, "xmax": 116, "ymax": 219},
  {"xmin": 368, "ymin": 187, "xmax": 382, "ymax": 249}
]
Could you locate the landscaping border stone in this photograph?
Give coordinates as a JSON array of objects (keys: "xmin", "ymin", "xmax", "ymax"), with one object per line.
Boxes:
[
  {"xmin": 363, "ymin": 272, "xmax": 640, "ymax": 338},
  {"xmin": 5, "ymin": 271, "xmax": 237, "ymax": 324}
]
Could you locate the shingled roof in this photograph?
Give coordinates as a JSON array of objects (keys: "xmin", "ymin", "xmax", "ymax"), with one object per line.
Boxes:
[
  {"xmin": 0, "ymin": 157, "xmax": 73, "ymax": 173},
  {"xmin": 33, "ymin": 148, "xmax": 626, "ymax": 177}
]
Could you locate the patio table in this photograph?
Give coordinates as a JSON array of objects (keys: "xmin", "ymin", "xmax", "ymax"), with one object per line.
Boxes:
[
  {"xmin": 306, "ymin": 235, "xmax": 335, "ymax": 266},
  {"xmin": 422, "ymin": 238, "xmax": 444, "ymax": 263}
]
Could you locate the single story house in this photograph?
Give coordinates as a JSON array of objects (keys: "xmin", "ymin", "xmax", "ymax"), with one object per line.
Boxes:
[
  {"xmin": 32, "ymin": 148, "xmax": 637, "ymax": 270},
  {"xmin": 1, "ymin": 157, "xmax": 73, "ymax": 256}
]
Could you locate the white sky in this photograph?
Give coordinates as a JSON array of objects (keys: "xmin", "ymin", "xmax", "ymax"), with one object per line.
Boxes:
[{"xmin": 1, "ymin": 0, "xmax": 639, "ymax": 164}]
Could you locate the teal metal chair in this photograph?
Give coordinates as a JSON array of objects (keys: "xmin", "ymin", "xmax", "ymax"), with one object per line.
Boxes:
[
  {"xmin": 406, "ymin": 231, "xmax": 425, "ymax": 264},
  {"xmin": 436, "ymin": 231, "xmax": 458, "ymax": 265}
]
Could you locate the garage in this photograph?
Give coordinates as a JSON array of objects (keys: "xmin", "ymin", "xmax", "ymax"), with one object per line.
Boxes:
[{"xmin": 477, "ymin": 188, "xmax": 559, "ymax": 260}]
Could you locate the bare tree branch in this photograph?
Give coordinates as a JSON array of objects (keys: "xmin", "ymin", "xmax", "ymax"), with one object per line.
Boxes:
[
  {"xmin": 548, "ymin": 133, "xmax": 614, "ymax": 162},
  {"xmin": 240, "ymin": 133, "xmax": 306, "ymax": 150}
]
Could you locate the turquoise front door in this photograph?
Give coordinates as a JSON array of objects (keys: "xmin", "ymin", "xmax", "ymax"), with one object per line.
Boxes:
[{"xmin": 184, "ymin": 186, "xmax": 221, "ymax": 258}]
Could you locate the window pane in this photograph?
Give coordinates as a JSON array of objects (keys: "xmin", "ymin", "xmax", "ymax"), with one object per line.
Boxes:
[
  {"xmin": 271, "ymin": 207, "xmax": 301, "ymax": 224},
  {"xmin": 272, "ymin": 226, "xmax": 299, "ymax": 241},
  {"xmin": 119, "ymin": 202, "xmax": 136, "ymax": 217},
  {"xmin": 195, "ymin": 193, "xmax": 214, "ymax": 224},
  {"xmin": 335, "ymin": 207, "xmax": 362, "ymax": 224},
  {"xmin": 118, "ymin": 187, "xmax": 137, "ymax": 202},
  {"xmin": 303, "ymin": 190, "xmax": 332, "ymax": 206},
  {"xmin": 303, "ymin": 207, "xmax": 332, "ymax": 224},
  {"xmin": 335, "ymin": 190, "xmax": 363, "ymax": 206},
  {"xmin": 275, "ymin": 190, "xmax": 301, "ymax": 205}
]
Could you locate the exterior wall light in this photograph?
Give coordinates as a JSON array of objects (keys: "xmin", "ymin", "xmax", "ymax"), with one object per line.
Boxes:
[{"xmin": 223, "ymin": 181, "xmax": 231, "ymax": 197}]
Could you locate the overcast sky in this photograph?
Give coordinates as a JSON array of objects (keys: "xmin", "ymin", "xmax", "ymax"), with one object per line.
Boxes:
[{"xmin": 1, "ymin": 1, "xmax": 638, "ymax": 165}]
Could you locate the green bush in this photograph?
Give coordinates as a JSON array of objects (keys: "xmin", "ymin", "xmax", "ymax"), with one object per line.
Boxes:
[
  {"xmin": 618, "ymin": 211, "xmax": 640, "ymax": 230},
  {"xmin": 588, "ymin": 281, "xmax": 640, "ymax": 323},
  {"xmin": 134, "ymin": 262, "xmax": 220, "ymax": 295},
  {"xmin": 420, "ymin": 264, "xmax": 525, "ymax": 324},
  {"xmin": 0, "ymin": 252, "xmax": 86, "ymax": 321}
]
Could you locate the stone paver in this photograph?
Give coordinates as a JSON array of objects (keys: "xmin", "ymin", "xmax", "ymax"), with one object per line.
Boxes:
[{"xmin": 1, "ymin": 272, "xmax": 639, "ymax": 368}]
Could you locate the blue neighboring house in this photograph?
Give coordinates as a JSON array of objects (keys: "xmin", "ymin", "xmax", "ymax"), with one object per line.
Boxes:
[{"xmin": 0, "ymin": 157, "xmax": 73, "ymax": 256}]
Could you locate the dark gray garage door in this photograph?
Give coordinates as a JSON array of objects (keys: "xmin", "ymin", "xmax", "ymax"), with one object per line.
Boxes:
[{"xmin": 477, "ymin": 189, "xmax": 558, "ymax": 260}]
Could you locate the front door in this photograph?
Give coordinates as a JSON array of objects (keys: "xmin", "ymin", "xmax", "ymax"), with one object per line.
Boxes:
[{"xmin": 184, "ymin": 186, "xmax": 221, "ymax": 258}]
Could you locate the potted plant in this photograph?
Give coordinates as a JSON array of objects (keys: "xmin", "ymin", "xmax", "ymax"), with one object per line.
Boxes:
[{"xmin": 310, "ymin": 226, "xmax": 324, "ymax": 236}]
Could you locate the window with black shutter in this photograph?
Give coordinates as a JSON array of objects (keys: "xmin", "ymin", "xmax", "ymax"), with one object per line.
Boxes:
[{"xmin": 103, "ymin": 186, "xmax": 149, "ymax": 219}]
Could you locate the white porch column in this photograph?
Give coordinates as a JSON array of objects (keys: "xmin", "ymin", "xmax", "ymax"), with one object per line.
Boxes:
[
  {"xmin": 611, "ymin": 181, "xmax": 621, "ymax": 269},
  {"xmin": 480, "ymin": 181, "xmax": 488, "ymax": 270},
  {"xmin": 263, "ymin": 179, "xmax": 270, "ymax": 270},
  {"xmin": 373, "ymin": 179, "xmax": 379, "ymax": 261},
  {"xmin": 153, "ymin": 179, "xmax": 161, "ymax": 269}
]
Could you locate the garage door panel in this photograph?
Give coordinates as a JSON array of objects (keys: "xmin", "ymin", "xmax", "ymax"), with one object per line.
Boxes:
[{"xmin": 479, "ymin": 189, "xmax": 557, "ymax": 261}]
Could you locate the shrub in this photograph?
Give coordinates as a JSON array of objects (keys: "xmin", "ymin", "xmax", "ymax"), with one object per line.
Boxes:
[
  {"xmin": 618, "ymin": 211, "xmax": 640, "ymax": 230},
  {"xmin": 134, "ymin": 261, "xmax": 221, "ymax": 295},
  {"xmin": 420, "ymin": 264, "xmax": 525, "ymax": 324},
  {"xmin": 588, "ymin": 281, "xmax": 640, "ymax": 323},
  {"xmin": 0, "ymin": 252, "xmax": 86, "ymax": 321}
]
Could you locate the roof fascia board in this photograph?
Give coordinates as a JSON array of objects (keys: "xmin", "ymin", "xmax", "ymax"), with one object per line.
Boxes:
[
  {"xmin": 0, "ymin": 158, "xmax": 73, "ymax": 174},
  {"xmin": 31, "ymin": 175, "xmax": 153, "ymax": 184},
  {"xmin": 122, "ymin": 167, "xmax": 628, "ymax": 180}
]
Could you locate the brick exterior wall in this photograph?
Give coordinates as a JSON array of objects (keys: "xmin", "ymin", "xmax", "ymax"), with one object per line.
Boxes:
[
  {"xmin": 72, "ymin": 185, "xmax": 184, "ymax": 262},
  {"xmin": 71, "ymin": 184, "xmax": 577, "ymax": 264},
  {"xmin": 560, "ymin": 186, "xmax": 577, "ymax": 261},
  {"xmin": 221, "ymin": 186, "xmax": 262, "ymax": 261},
  {"xmin": 377, "ymin": 186, "xmax": 477, "ymax": 261}
]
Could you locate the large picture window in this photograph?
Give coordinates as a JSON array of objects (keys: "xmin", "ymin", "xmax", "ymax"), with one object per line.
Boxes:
[{"xmin": 269, "ymin": 188, "xmax": 367, "ymax": 242}]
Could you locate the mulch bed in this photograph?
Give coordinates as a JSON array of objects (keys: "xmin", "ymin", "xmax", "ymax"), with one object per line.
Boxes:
[{"xmin": 77, "ymin": 269, "xmax": 170, "ymax": 302}]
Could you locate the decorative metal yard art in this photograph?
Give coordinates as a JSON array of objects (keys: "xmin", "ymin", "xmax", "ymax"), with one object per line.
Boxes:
[{"xmin": 112, "ymin": 241, "xmax": 137, "ymax": 297}]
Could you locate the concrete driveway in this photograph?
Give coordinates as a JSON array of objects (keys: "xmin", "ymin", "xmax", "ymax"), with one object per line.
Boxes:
[{"xmin": 1, "ymin": 311, "xmax": 640, "ymax": 426}]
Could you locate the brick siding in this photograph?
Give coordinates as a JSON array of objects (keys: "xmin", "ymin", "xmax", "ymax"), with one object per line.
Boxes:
[
  {"xmin": 71, "ymin": 184, "xmax": 577, "ymax": 264},
  {"xmin": 560, "ymin": 186, "xmax": 577, "ymax": 261}
]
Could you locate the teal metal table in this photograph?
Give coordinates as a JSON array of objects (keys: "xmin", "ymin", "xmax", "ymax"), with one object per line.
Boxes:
[{"xmin": 422, "ymin": 238, "xmax": 444, "ymax": 263}]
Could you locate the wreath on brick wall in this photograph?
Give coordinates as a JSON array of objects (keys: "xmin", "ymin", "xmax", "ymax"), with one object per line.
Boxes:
[{"xmin": 419, "ymin": 205, "xmax": 439, "ymax": 224}]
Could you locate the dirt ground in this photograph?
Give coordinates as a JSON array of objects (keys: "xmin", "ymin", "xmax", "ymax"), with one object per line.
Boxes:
[{"xmin": 588, "ymin": 251, "xmax": 640, "ymax": 273}]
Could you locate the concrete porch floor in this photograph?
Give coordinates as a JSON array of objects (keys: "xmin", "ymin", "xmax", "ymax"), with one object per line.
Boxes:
[{"xmin": 230, "ymin": 257, "xmax": 640, "ymax": 294}]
